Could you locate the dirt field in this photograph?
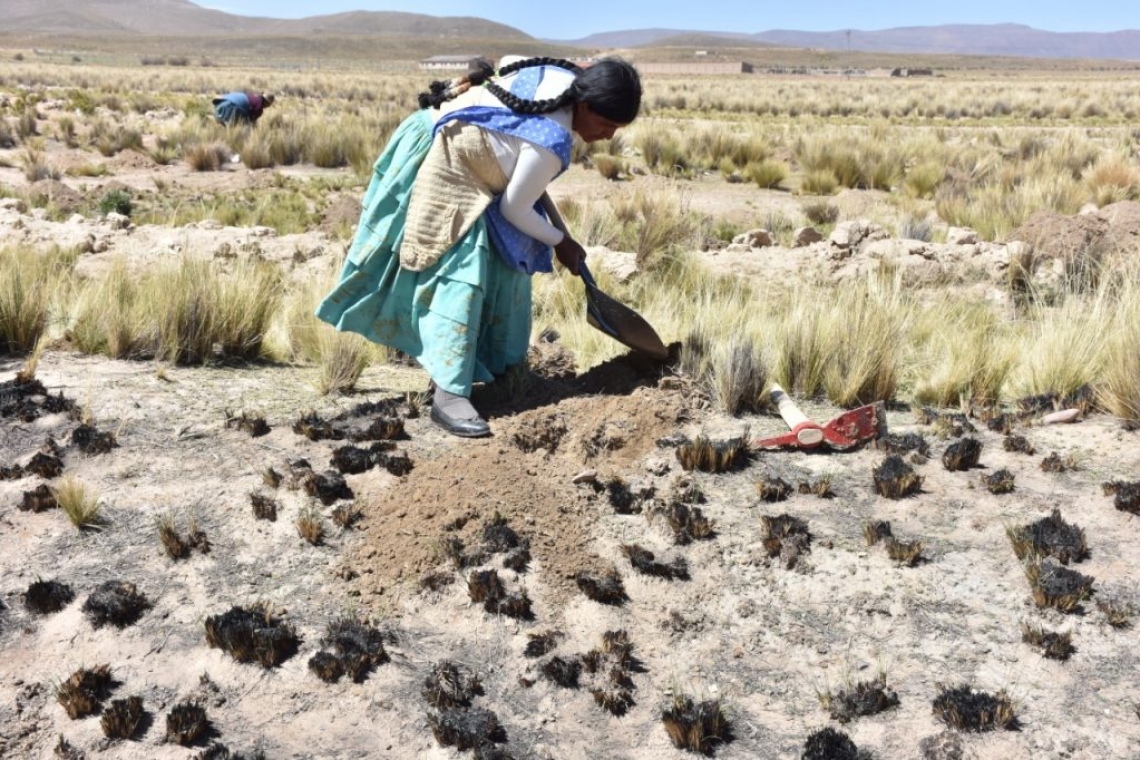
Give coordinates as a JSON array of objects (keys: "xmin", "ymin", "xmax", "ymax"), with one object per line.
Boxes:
[{"xmin": 3, "ymin": 135, "xmax": 1140, "ymax": 760}]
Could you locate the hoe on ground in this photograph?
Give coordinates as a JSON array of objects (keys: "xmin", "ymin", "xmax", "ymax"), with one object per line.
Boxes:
[{"xmin": 752, "ymin": 383, "xmax": 885, "ymax": 452}]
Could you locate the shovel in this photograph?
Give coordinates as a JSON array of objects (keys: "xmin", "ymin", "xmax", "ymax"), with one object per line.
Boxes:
[{"xmin": 540, "ymin": 194, "xmax": 669, "ymax": 360}]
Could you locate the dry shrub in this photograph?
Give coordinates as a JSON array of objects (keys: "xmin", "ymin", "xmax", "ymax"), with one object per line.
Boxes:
[
  {"xmin": 185, "ymin": 142, "xmax": 232, "ymax": 171},
  {"xmin": 661, "ymin": 693, "xmax": 730, "ymax": 754}
]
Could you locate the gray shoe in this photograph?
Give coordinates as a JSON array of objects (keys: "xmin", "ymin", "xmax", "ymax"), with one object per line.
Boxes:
[{"xmin": 431, "ymin": 387, "xmax": 490, "ymax": 438}]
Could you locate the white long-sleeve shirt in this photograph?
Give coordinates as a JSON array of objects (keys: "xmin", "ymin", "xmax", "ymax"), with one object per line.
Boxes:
[{"xmin": 432, "ymin": 65, "xmax": 574, "ymax": 247}]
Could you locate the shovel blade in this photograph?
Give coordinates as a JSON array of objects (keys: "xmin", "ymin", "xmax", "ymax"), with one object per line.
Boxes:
[{"xmin": 581, "ymin": 265, "xmax": 669, "ymax": 360}]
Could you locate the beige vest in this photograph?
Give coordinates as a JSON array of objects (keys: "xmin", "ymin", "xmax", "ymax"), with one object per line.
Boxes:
[{"xmin": 399, "ymin": 120, "xmax": 508, "ymax": 271}]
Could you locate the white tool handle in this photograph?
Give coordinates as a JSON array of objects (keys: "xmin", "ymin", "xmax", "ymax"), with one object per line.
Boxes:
[{"xmin": 770, "ymin": 383, "xmax": 825, "ymax": 446}]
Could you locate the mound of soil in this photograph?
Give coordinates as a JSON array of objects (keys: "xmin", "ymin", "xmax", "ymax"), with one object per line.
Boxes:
[{"xmin": 345, "ymin": 371, "xmax": 687, "ymax": 603}]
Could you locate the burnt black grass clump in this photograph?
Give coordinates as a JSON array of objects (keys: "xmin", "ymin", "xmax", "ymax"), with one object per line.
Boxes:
[
  {"xmin": 100, "ymin": 695, "xmax": 146, "ymax": 739},
  {"xmin": 582, "ymin": 630, "xmax": 641, "ymax": 716},
  {"xmin": 165, "ymin": 700, "xmax": 210, "ymax": 745},
  {"xmin": 191, "ymin": 743, "xmax": 268, "ymax": 760},
  {"xmin": 863, "ymin": 520, "xmax": 893, "ymax": 546},
  {"xmin": 224, "ymin": 410, "xmax": 270, "ymax": 438},
  {"xmin": 872, "ymin": 455, "xmax": 923, "ymax": 499},
  {"xmin": 1018, "ymin": 385, "xmax": 1094, "ymax": 417},
  {"xmin": 755, "ymin": 474, "xmax": 793, "ymax": 502},
  {"xmin": 576, "ymin": 570, "xmax": 628, "ymax": 606},
  {"xmin": 1025, "ymin": 558, "xmax": 1095, "ymax": 612},
  {"xmin": 761, "ymin": 514, "xmax": 811, "ymax": 569},
  {"xmin": 1096, "ymin": 596, "xmax": 1136, "ymax": 628},
  {"xmin": 1003, "ymin": 434, "xmax": 1036, "ymax": 455},
  {"xmin": 302, "ymin": 469, "xmax": 353, "ymax": 505},
  {"xmin": 802, "ymin": 727, "xmax": 859, "ymax": 760},
  {"xmin": 249, "ymin": 493, "xmax": 278, "ymax": 521},
  {"xmin": 876, "ymin": 431, "xmax": 931, "ymax": 463},
  {"xmin": 1006, "ymin": 509, "xmax": 1088, "ymax": 565},
  {"xmin": 941, "ymin": 436, "xmax": 982, "ymax": 471},
  {"xmin": 423, "ymin": 660, "xmax": 483, "ymax": 709},
  {"xmin": 1, "ymin": 377, "xmax": 76, "ymax": 421},
  {"xmin": 331, "ymin": 503, "xmax": 362, "ymax": 529},
  {"xmin": 158, "ymin": 517, "xmax": 210, "ymax": 559},
  {"xmin": 820, "ymin": 674, "xmax": 899, "ymax": 723},
  {"xmin": 524, "ymin": 630, "xmax": 562, "ymax": 658},
  {"xmin": 24, "ymin": 579, "xmax": 74, "ymax": 614},
  {"xmin": 605, "ymin": 476, "xmax": 640, "ymax": 514},
  {"xmin": 797, "ymin": 476, "xmax": 834, "ymax": 498},
  {"xmin": 467, "ymin": 569, "xmax": 533, "ymax": 619},
  {"xmin": 482, "ymin": 514, "xmax": 531, "ymax": 571},
  {"xmin": 331, "ymin": 442, "xmax": 411, "ymax": 476},
  {"xmin": 26, "ymin": 450, "xmax": 64, "ymax": 478},
  {"xmin": 916, "ymin": 409, "xmax": 976, "ymax": 438},
  {"xmin": 71, "ymin": 423, "xmax": 118, "ymax": 454},
  {"xmin": 291, "ymin": 411, "xmax": 345, "ymax": 441},
  {"xmin": 983, "ymin": 469, "xmax": 1016, "ymax": 494},
  {"xmin": 1021, "ymin": 622, "xmax": 1075, "ymax": 661},
  {"xmin": 1040, "ymin": 451, "xmax": 1076, "ymax": 473},
  {"xmin": 261, "ymin": 467, "xmax": 282, "ymax": 489},
  {"xmin": 82, "ymin": 581, "xmax": 150, "ymax": 628},
  {"xmin": 442, "ymin": 535, "xmax": 483, "ymax": 570},
  {"xmin": 428, "ymin": 707, "xmax": 506, "ymax": 752},
  {"xmin": 20, "ymin": 483, "xmax": 57, "ymax": 512},
  {"xmin": 932, "ymin": 684, "xmax": 1017, "ymax": 731},
  {"xmin": 885, "ymin": 537, "xmax": 925, "ymax": 566},
  {"xmin": 541, "ymin": 656, "xmax": 581, "ymax": 688},
  {"xmin": 308, "ymin": 617, "xmax": 389, "ymax": 683},
  {"xmin": 675, "ymin": 434, "xmax": 749, "ymax": 473},
  {"xmin": 1, "ymin": 463, "xmax": 23, "ymax": 480},
  {"xmin": 662, "ymin": 499, "xmax": 716, "ymax": 545},
  {"xmin": 1102, "ymin": 480, "xmax": 1140, "ymax": 514},
  {"xmin": 661, "ymin": 694, "xmax": 731, "ymax": 755},
  {"xmin": 986, "ymin": 413, "xmax": 1016, "ymax": 434},
  {"xmin": 623, "ymin": 543, "xmax": 689, "ymax": 580},
  {"xmin": 204, "ymin": 605, "xmax": 300, "ymax": 668},
  {"xmin": 57, "ymin": 664, "xmax": 116, "ymax": 718},
  {"xmin": 354, "ymin": 416, "xmax": 407, "ymax": 442}
]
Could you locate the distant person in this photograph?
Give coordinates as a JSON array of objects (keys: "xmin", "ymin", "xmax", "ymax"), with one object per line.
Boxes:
[
  {"xmin": 315, "ymin": 56, "xmax": 642, "ymax": 438},
  {"xmin": 212, "ymin": 90, "xmax": 275, "ymax": 126}
]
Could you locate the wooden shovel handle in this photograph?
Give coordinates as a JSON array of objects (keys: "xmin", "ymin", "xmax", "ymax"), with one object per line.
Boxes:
[{"xmin": 540, "ymin": 192, "xmax": 568, "ymax": 235}]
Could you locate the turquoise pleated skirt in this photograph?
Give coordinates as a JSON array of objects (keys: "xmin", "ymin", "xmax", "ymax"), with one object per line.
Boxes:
[{"xmin": 315, "ymin": 110, "xmax": 532, "ymax": 396}]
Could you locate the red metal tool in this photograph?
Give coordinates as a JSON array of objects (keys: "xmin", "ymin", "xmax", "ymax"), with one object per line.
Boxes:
[{"xmin": 752, "ymin": 383, "xmax": 885, "ymax": 451}]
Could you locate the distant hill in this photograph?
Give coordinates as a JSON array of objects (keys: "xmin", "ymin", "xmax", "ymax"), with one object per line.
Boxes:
[
  {"xmin": 2, "ymin": 2, "xmax": 1137, "ymax": 62},
  {"xmin": 0, "ymin": 0, "xmax": 530, "ymax": 40},
  {"xmin": 564, "ymin": 23, "xmax": 1140, "ymax": 60}
]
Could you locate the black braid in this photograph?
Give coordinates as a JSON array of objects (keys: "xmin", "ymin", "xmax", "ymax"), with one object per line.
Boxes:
[
  {"xmin": 496, "ymin": 56, "xmax": 583, "ymax": 77},
  {"xmin": 417, "ymin": 60, "xmax": 495, "ymax": 110},
  {"xmin": 483, "ymin": 57, "xmax": 582, "ymax": 115}
]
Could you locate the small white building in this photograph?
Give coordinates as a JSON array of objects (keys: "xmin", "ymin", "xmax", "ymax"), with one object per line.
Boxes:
[{"xmin": 419, "ymin": 55, "xmax": 491, "ymax": 72}]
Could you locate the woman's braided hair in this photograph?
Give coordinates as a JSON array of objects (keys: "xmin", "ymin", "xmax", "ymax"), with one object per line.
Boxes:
[
  {"xmin": 417, "ymin": 57, "xmax": 582, "ymax": 112},
  {"xmin": 417, "ymin": 56, "xmax": 640, "ymax": 125},
  {"xmin": 417, "ymin": 59, "xmax": 496, "ymax": 110},
  {"xmin": 483, "ymin": 57, "xmax": 583, "ymax": 115}
]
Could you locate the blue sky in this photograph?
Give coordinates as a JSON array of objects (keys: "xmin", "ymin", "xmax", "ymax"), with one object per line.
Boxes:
[{"xmin": 203, "ymin": 1, "xmax": 1136, "ymax": 40}]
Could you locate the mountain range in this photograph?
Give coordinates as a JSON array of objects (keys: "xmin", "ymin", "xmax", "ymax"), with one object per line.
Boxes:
[{"xmin": 1, "ymin": 0, "xmax": 1137, "ymax": 61}]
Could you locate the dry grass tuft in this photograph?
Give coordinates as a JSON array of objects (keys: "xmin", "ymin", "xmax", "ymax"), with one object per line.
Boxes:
[{"xmin": 52, "ymin": 474, "xmax": 102, "ymax": 529}]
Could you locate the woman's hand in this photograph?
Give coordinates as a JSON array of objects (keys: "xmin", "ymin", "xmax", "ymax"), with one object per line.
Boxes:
[{"xmin": 554, "ymin": 236, "xmax": 587, "ymax": 276}]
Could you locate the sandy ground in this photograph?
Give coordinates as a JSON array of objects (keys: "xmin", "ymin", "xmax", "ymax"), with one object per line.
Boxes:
[{"xmin": 3, "ymin": 123, "xmax": 1140, "ymax": 760}]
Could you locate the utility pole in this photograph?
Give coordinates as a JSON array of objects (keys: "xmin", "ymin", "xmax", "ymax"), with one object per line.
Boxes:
[{"xmin": 846, "ymin": 29, "xmax": 852, "ymax": 74}]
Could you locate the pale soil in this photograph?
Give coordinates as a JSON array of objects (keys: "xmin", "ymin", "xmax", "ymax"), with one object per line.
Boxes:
[{"xmin": 2, "ymin": 127, "xmax": 1140, "ymax": 760}]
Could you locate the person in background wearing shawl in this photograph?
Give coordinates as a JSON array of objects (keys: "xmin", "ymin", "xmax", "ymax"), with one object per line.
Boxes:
[
  {"xmin": 316, "ymin": 56, "xmax": 642, "ymax": 438},
  {"xmin": 212, "ymin": 90, "xmax": 275, "ymax": 126}
]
